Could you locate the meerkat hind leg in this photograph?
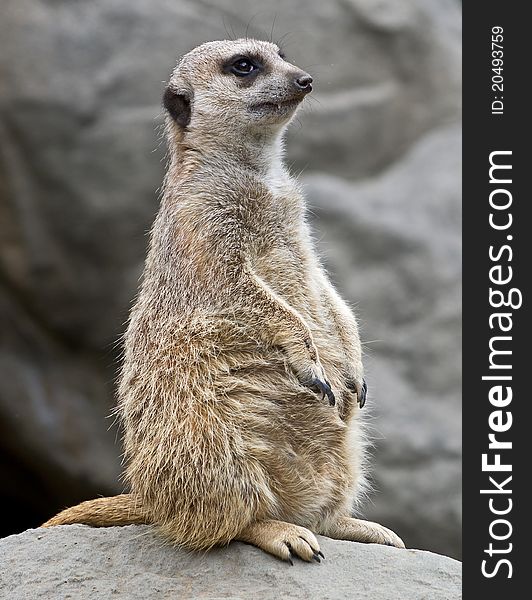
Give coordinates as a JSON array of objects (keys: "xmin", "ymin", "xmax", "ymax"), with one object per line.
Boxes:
[
  {"xmin": 320, "ymin": 516, "xmax": 405, "ymax": 548},
  {"xmin": 236, "ymin": 519, "xmax": 323, "ymax": 564}
]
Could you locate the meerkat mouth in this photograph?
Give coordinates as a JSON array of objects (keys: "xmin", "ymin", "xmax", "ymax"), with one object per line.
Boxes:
[{"xmin": 250, "ymin": 98, "xmax": 302, "ymax": 113}]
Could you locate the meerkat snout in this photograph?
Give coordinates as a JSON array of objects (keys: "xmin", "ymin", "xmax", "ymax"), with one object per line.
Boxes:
[{"xmin": 294, "ymin": 73, "xmax": 313, "ymax": 93}]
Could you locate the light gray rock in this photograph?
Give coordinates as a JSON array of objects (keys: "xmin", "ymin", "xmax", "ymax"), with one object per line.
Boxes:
[{"xmin": 0, "ymin": 525, "xmax": 462, "ymax": 600}]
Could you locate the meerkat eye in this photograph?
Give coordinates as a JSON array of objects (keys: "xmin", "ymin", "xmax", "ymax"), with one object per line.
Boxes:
[{"xmin": 230, "ymin": 58, "xmax": 257, "ymax": 76}]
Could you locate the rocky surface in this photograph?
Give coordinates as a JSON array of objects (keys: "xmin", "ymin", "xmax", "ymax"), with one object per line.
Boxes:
[
  {"xmin": 0, "ymin": 525, "xmax": 462, "ymax": 600},
  {"xmin": 0, "ymin": 0, "xmax": 461, "ymax": 556}
]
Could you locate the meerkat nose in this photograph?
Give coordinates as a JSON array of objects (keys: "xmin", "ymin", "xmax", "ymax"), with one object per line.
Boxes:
[{"xmin": 294, "ymin": 73, "xmax": 313, "ymax": 93}]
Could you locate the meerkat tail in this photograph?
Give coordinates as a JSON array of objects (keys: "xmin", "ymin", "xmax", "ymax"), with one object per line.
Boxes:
[{"xmin": 40, "ymin": 494, "xmax": 148, "ymax": 528}]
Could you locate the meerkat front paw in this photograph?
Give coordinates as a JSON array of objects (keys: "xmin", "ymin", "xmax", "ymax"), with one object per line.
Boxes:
[
  {"xmin": 285, "ymin": 344, "xmax": 335, "ymax": 405},
  {"xmin": 305, "ymin": 375, "xmax": 335, "ymax": 406},
  {"xmin": 236, "ymin": 519, "xmax": 323, "ymax": 564},
  {"xmin": 346, "ymin": 377, "xmax": 367, "ymax": 408},
  {"xmin": 321, "ymin": 516, "xmax": 405, "ymax": 549}
]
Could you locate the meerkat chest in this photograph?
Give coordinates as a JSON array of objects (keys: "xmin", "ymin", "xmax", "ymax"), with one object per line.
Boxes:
[
  {"xmin": 251, "ymin": 186, "xmax": 315, "ymax": 306},
  {"xmin": 263, "ymin": 163, "xmax": 295, "ymax": 198}
]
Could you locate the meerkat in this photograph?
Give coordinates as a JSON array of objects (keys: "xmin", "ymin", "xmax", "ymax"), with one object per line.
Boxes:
[{"xmin": 42, "ymin": 39, "xmax": 405, "ymax": 562}]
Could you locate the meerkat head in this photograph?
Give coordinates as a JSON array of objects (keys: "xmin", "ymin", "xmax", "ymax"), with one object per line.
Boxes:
[{"xmin": 163, "ymin": 39, "xmax": 313, "ymax": 146}]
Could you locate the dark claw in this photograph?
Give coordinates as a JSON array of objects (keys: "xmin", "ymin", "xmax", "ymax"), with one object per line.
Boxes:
[
  {"xmin": 286, "ymin": 542, "xmax": 295, "ymax": 565},
  {"xmin": 312, "ymin": 553, "xmax": 321, "ymax": 563},
  {"xmin": 346, "ymin": 378, "xmax": 367, "ymax": 409},
  {"xmin": 325, "ymin": 380, "xmax": 335, "ymax": 406},
  {"xmin": 306, "ymin": 378, "xmax": 335, "ymax": 406},
  {"xmin": 359, "ymin": 378, "xmax": 368, "ymax": 408},
  {"xmin": 317, "ymin": 550, "xmax": 325, "ymax": 559}
]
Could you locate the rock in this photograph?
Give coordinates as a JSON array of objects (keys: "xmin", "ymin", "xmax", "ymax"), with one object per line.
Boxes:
[
  {"xmin": 0, "ymin": 525, "xmax": 462, "ymax": 600},
  {"xmin": 0, "ymin": 0, "xmax": 461, "ymax": 559},
  {"xmin": 0, "ymin": 286, "xmax": 122, "ymax": 532}
]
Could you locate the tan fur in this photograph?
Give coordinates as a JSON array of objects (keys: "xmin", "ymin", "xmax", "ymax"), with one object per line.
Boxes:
[
  {"xmin": 42, "ymin": 495, "xmax": 146, "ymax": 528},
  {"xmin": 42, "ymin": 39, "xmax": 404, "ymax": 560}
]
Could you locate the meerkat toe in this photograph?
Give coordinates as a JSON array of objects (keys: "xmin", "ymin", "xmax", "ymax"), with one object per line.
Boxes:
[
  {"xmin": 237, "ymin": 520, "xmax": 321, "ymax": 564},
  {"xmin": 345, "ymin": 377, "xmax": 367, "ymax": 408},
  {"xmin": 306, "ymin": 377, "xmax": 335, "ymax": 406},
  {"xmin": 361, "ymin": 522, "xmax": 405, "ymax": 548},
  {"xmin": 358, "ymin": 521, "xmax": 404, "ymax": 548},
  {"xmin": 378, "ymin": 526, "xmax": 405, "ymax": 549},
  {"xmin": 282, "ymin": 528, "xmax": 321, "ymax": 562},
  {"xmin": 322, "ymin": 517, "xmax": 405, "ymax": 549},
  {"xmin": 285, "ymin": 538, "xmax": 315, "ymax": 562}
]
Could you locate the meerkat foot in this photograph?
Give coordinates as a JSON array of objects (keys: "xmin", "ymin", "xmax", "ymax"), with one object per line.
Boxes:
[
  {"xmin": 236, "ymin": 519, "xmax": 323, "ymax": 564},
  {"xmin": 321, "ymin": 517, "xmax": 405, "ymax": 548}
]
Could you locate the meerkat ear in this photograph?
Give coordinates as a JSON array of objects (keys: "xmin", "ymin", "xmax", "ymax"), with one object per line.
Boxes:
[{"xmin": 163, "ymin": 86, "xmax": 192, "ymax": 128}]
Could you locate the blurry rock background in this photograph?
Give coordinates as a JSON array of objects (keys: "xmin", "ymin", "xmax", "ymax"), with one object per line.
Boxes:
[{"xmin": 0, "ymin": 0, "xmax": 461, "ymax": 557}]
